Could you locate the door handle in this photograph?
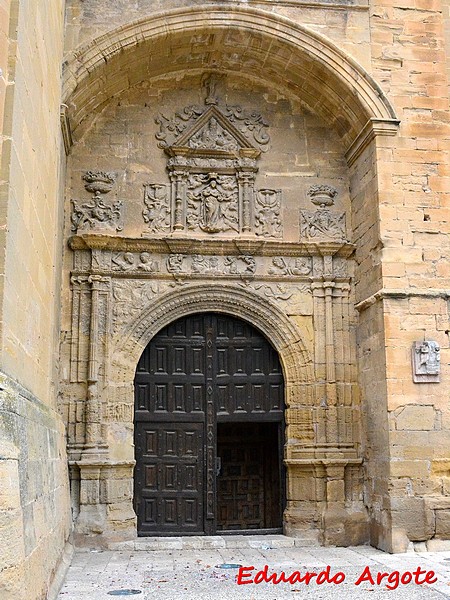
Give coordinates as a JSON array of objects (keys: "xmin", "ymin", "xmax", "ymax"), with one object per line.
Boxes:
[{"xmin": 215, "ymin": 456, "xmax": 222, "ymax": 476}]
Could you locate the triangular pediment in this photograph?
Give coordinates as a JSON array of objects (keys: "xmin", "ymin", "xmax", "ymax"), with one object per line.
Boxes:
[{"xmin": 174, "ymin": 105, "xmax": 259, "ymax": 156}]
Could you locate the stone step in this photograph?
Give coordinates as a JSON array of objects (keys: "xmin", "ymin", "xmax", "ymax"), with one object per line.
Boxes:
[{"xmin": 109, "ymin": 535, "xmax": 317, "ymax": 552}]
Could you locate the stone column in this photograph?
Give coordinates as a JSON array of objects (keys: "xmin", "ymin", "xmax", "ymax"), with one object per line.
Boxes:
[{"xmin": 169, "ymin": 167, "xmax": 188, "ymax": 231}]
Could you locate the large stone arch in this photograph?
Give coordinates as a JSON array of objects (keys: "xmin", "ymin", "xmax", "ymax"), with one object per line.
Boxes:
[
  {"xmin": 64, "ymin": 4, "xmax": 400, "ymax": 548},
  {"xmin": 62, "ymin": 4, "xmax": 398, "ymax": 153}
]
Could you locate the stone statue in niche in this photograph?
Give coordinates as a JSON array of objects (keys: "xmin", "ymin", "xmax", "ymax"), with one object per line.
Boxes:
[
  {"xmin": 71, "ymin": 171, "xmax": 122, "ymax": 232},
  {"xmin": 186, "ymin": 173, "xmax": 239, "ymax": 233},
  {"xmin": 255, "ymin": 189, "xmax": 282, "ymax": 238},
  {"xmin": 143, "ymin": 184, "xmax": 170, "ymax": 233},
  {"xmin": 300, "ymin": 184, "xmax": 346, "ymax": 241},
  {"xmin": 412, "ymin": 340, "xmax": 440, "ymax": 383}
]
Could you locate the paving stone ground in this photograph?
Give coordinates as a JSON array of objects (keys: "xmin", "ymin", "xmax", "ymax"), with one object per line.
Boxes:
[{"xmin": 57, "ymin": 542, "xmax": 450, "ymax": 600}]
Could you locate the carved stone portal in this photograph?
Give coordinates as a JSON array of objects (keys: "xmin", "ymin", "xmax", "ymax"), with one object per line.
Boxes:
[{"xmin": 145, "ymin": 88, "xmax": 282, "ymax": 237}]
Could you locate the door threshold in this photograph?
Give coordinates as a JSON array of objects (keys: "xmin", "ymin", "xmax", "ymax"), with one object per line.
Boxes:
[{"xmin": 109, "ymin": 534, "xmax": 317, "ymax": 551}]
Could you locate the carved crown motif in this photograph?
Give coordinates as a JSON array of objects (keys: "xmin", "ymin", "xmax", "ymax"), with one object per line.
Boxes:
[
  {"xmin": 307, "ymin": 184, "xmax": 338, "ymax": 206},
  {"xmin": 82, "ymin": 171, "xmax": 117, "ymax": 195}
]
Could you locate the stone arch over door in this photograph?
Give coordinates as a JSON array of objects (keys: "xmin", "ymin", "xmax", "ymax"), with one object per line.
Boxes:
[{"xmin": 62, "ymin": 4, "xmax": 400, "ymax": 548}]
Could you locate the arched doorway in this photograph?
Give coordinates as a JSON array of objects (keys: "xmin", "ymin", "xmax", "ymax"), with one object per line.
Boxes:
[{"xmin": 133, "ymin": 312, "xmax": 285, "ymax": 536}]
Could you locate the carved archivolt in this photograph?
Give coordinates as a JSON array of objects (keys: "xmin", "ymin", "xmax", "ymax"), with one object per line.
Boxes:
[{"xmin": 110, "ymin": 283, "xmax": 314, "ymax": 389}]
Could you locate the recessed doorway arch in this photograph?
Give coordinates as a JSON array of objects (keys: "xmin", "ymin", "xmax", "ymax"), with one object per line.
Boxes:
[{"xmin": 133, "ymin": 311, "xmax": 285, "ymax": 535}]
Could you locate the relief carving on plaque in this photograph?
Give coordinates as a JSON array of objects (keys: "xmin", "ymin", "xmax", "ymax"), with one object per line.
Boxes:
[
  {"xmin": 166, "ymin": 253, "xmax": 256, "ymax": 278},
  {"xmin": 300, "ymin": 184, "xmax": 347, "ymax": 241},
  {"xmin": 71, "ymin": 171, "xmax": 123, "ymax": 232},
  {"xmin": 255, "ymin": 189, "xmax": 282, "ymax": 238},
  {"xmin": 148, "ymin": 75, "xmax": 282, "ymax": 237},
  {"xmin": 142, "ymin": 184, "xmax": 170, "ymax": 233},
  {"xmin": 112, "ymin": 280, "xmax": 161, "ymax": 332},
  {"xmin": 412, "ymin": 340, "xmax": 440, "ymax": 383}
]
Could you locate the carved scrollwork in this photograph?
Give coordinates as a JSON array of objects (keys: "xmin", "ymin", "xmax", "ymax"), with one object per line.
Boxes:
[
  {"xmin": 224, "ymin": 105, "xmax": 270, "ymax": 152},
  {"xmin": 155, "ymin": 106, "xmax": 204, "ymax": 149},
  {"xmin": 255, "ymin": 189, "xmax": 282, "ymax": 238},
  {"xmin": 143, "ymin": 184, "xmax": 170, "ymax": 233}
]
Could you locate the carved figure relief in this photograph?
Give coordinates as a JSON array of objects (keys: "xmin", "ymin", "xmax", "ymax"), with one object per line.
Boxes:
[
  {"xmin": 71, "ymin": 171, "xmax": 122, "ymax": 232},
  {"xmin": 191, "ymin": 255, "xmax": 219, "ymax": 274},
  {"xmin": 112, "ymin": 252, "xmax": 160, "ymax": 272},
  {"xmin": 255, "ymin": 189, "xmax": 282, "ymax": 238},
  {"xmin": 149, "ymin": 78, "xmax": 282, "ymax": 237},
  {"xmin": 186, "ymin": 173, "xmax": 239, "ymax": 233},
  {"xmin": 224, "ymin": 255, "xmax": 256, "ymax": 277},
  {"xmin": 300, "ymin": 184, "xmax": 346, "ymax": 241},
  {"xmin": 412, "ymin": 340, "xmax": 440, "ymax": 383},
  {"xmin": 143, "ymin": 184, "xmax": 170, "ymax": 233},
  {"xmin": 269, "ymin": 257, "xmax": 312, "ymax": 276},
  {"xmin": 166, "ymin": 253, "xmax": 256, "ymax": 278}
]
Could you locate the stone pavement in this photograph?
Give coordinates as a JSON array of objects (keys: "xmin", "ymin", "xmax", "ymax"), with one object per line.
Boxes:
[{"xmin": 57, "ymin": 537, "xmax": 450, "ymax": 600}]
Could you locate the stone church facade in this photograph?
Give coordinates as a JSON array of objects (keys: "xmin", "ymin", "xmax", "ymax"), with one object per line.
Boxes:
[{"xmin": 1, "ymin": 0, "xmax": 450, "ymax": 598}]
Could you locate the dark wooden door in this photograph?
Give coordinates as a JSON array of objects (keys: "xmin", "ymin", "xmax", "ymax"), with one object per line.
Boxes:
[{"xmin": 134, "ymin": 313, "xmax": 284, "ymax": 535}]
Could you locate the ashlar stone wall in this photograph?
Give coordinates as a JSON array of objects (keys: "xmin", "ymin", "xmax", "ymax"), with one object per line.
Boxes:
[{"xmin": 0, "ymin": 1, "xmax": 72, "ymax": 599}]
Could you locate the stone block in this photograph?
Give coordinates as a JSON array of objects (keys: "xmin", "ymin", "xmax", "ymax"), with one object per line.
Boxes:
[{"xmin": 395, "ymin": 405, "xmax": 436, "ymax": 430}]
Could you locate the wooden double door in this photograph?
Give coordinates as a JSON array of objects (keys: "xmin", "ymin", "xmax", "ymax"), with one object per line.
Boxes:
[{"xmin": 134, "ymin": 313, "xmax": 284, "ymax": 535}]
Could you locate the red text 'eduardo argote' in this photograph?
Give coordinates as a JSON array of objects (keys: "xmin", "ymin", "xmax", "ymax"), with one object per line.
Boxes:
[{"xmin": 236, "ymin": 565, "xmax": 437, "ymax": 590}]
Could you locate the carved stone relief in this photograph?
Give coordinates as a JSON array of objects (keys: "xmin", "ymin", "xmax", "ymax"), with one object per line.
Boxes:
[
  {"xmin": 71, "ymin": 171, "xmax": 122, "ymax": 232},
  {"xmin": 112, "ymin": 280, "xmax": 161, "ymax": 333},
  {"xmin": 166, "ymin": 253, "xmax": 256, "ymax": 278},
  {"xmin": 300, "ymin": 184, "xmax": 347, "ymax": 242},
  {"xmin": 112, "ymin": 252, "xmax": 160, "ymax": 272},
  {"xmin": 412, "ymin": 340, "xmax": 440, "ymax": 383},
  {"xmin": 255, "ymin": 189, "xmax": 282, "ymax": 238},
  {"xmin": 142, "ymin": 184, "xmax": 170, "ymax": 233},
  {"xmin": 186, "ymin": 173, "xmax": 239, "ymax": 233},
  {"xmin": 147, "ymin": 82, "xmax": 282, "ymax": 237},
  {"xmin": 269, "ymin": 257, "xmax": 312, "ymax": 276}
]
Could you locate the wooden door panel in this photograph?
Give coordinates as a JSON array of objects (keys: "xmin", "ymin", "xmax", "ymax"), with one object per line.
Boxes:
[
  {"xmin": 134, "ymin": 313, "xmax": 284, "ymax": 535},
  {"xmin": 135, "ymin": 422, "xmax": 204, "ymax": 534}
]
